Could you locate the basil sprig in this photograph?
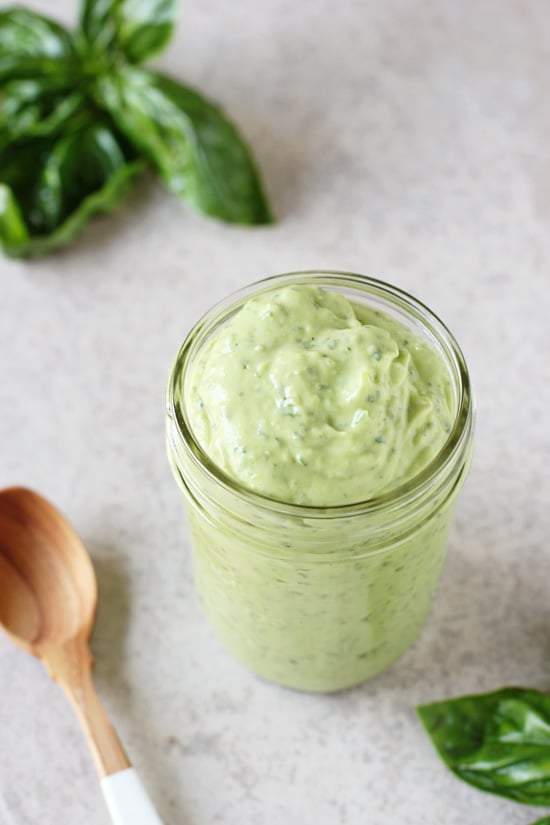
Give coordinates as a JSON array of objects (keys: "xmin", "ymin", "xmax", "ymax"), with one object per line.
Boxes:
[
  {"xmin": 0, "ymin": 2, "xmax": 272, "ymax": 258},
  {"xmin": 418, "ymin": 687, "xmax": 550, "ymax": 823}
]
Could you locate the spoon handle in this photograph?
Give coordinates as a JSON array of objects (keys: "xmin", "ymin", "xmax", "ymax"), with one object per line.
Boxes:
[
  {"xmin": 45, "ymin": 638, "xmax": 164, "ymax": 823},
  {"xmin": 101, "ymin": 769, "xmax": 164, "ymax": 825},
  {"xmin": 50, "ymin": 641, "xmax": 131, "ymax": 777}
]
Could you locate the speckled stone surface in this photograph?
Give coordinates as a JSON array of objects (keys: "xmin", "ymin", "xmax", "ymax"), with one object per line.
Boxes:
[{"xmin": 1, "ymin": 0, "xmax": 550, "ymax": 823}]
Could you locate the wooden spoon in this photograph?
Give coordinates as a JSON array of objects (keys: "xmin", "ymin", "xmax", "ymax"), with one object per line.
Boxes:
[{"xmin": 0, "ymin": 487, "xmax": 163, "ymax": 824}]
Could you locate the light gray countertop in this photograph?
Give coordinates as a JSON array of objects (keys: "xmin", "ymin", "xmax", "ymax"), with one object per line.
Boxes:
[{"xmin": 1, "ymin": 1, "xmax": 550, "ymax": 823}]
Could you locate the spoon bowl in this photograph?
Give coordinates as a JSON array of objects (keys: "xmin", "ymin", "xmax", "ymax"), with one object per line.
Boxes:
[{"xmin": 0, "ymin": 487, "xmax": 96, "ymax": 650}]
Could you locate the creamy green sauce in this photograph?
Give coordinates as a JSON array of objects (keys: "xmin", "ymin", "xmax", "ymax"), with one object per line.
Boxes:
[
  {"xmin": 187, "ymin": 285, "xmax": 453, "ymax": 505},
  {"xmin": 173, "ymin": 283, "xmax": 466, "ymax": 691}
]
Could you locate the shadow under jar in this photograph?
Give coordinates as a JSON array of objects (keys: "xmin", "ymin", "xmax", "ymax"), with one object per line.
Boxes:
[{"xmin": 166, "ymin": 271, "xmax": 474, "ymax": 692}]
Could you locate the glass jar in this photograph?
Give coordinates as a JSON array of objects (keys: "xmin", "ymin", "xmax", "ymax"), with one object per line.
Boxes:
[{"xmin": 166, "ymin": 271, "xmax": 474, "ymax": 692}]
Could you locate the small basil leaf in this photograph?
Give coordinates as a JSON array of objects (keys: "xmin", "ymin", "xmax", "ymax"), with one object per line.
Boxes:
[
  {"xmin": 0, "ymin": 121, "xmax": 145, "ymax": 257},
  {"xmin": 117, "ymin": 0, "xmax": 180, "ymax": 63},
  {"xmin": 79, "ymin": 0, "xmax": 180, "ymax": 64},
  {"xmin": 529, "ymin": 818, "xmax": 550, "ymax": 825},
  {"xmin": 0, "ymin": 155, "xmax": 144, "ymax": 259},
  {"xmin": 79, "ymin": 0, "xmax": 119, "ymax": 56},
  {"xmin": 32, "ymin": 122, "xmax": 134, "ymax": 232},
  {"xmin": 0, "ymin": 139, "xmax": 53, "ymax": 226},
  {"xmin": 418, "ymin": 687, "xmax": 550, "ymax": 806},
  {"xmin": 1, "ymin": 158, "xmax": 144, "ymax": 258},
  {"xmin": 94, "ymin": 67, "xmax": 273, "ymax": 224},
  {"xmin": 0, "ymin": 8, "xmax": 77, "ymax": 83},
  {"xmin": 0, "ymin": 79, "xmax": 89, "ymax": 149},
  {"xmin": 0, "ymin": 183, "xmax": 29, "ymax": 247}
]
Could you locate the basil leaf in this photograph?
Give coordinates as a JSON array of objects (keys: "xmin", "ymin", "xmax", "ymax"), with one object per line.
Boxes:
[
  {"xmin": 0, "ymin": 78, "xmax": 89, "ymax": 149},
  {"xmin": 418, "ymin": 687, "xmax": 550, "ymax": 806},
  {"xmin": 32, "ymin": 122, "xmax": 132, "ymax": 232},
  {"xmin": 0, "ymin": 139, "xmax": 53, "ymax": 226},
  {"xmin": 1, "ymin": 159, "xmax": 144, "ymax": 259},
  {"xmin": 117, "ymin": 0, "xmax": 180, "ymax": 63},
  {"xmin": 0, "ymin": 124, "xmax": 145, "ymax": 257},
  {"xmin": 79, "ymin": 0, "xmax": 119, "ymax": 56},
  {"xmin": 94, "ymin": 67, "xmax": 273, "ymax": 224},
  {"xmin": 0, "ymin": 183, "xmax": 29, "ymax": 248},
  {"xmin": 529, "ymin": 818, "xmax": 550, "ymax": 825},
  {"xmin": 1, "ymin": 158, "xmax": 143, "ymax": 258},
  {"xmin": 0, "ymin": 8, "xmax": 77, "ymax": 83},
  {"xmin": 79, "ymin": 0, "xmax": 180, "ymax": 64}
]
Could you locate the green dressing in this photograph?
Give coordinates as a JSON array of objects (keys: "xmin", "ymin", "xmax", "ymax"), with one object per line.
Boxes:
[
  {"xmin": 168, "ymin": 276, "xmax": 473, "ymax": 691},
  {"xmin": 187, "ymin": 285, "xmax": 453, "ymax": 505}
]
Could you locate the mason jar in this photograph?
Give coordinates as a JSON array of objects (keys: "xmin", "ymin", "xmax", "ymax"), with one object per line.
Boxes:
[{"xmin": 166, "ymin": 271, "xmax": 474, "ymax": 692}]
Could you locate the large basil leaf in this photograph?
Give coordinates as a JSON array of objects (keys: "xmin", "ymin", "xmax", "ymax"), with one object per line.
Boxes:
[
  {"xmin": 418, "ymin": 687, "xmax": 550, "ymax": 805},
  {"xmin": 79, "ymin": 0, "xmax": 180, "ymax": 64},
  {"xmin": 94, "ymin": 67, "xmax": 273, "ymax": 224},
  {"xmin": 0, "ymin": 8, "xmax": 77, "ymax": 83},
  {"xmin": 0, "ymin": 78, "xmax": 89, "ymax": 149},
  {"xmin": 0, "ymin": 124, "xmax": 144, "ymax": 257}
]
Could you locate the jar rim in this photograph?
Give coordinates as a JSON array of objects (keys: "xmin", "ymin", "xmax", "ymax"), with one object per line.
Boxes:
[{"xmin": 166, "ymin": 270, "xmax": 474, "ymax": 520}]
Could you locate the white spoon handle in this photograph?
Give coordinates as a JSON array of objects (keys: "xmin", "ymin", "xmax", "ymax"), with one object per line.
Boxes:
[{"xmin": 100, "ymin": 768, "xmax": 164, "ymax": 825}]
